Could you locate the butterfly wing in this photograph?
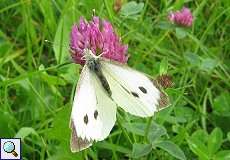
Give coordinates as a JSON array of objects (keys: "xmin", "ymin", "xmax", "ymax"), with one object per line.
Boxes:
[
  {"xmin": 101, "ymin": 61, "xmax": 167, "ymax": 117},
  {"xmin": 70, "ymin": 66, "xmax": 117, "ymax": 152}
]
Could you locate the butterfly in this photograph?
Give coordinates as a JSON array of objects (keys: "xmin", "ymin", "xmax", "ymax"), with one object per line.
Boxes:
[{"xmin": 70, "ymin": 49, "xmax": 169, "ymax": 152}]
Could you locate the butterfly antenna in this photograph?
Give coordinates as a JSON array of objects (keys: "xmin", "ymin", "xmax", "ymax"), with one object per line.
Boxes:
[
  {"xmin": 97, "ymin": 52, "xmax": 105, "ymax": 58},
  {"xmin": 45, "ymin": 40, "xmax": 85, "ymax": 55},
  {"xmin": 44, "ymin": 39, "xmax": 70, "ymax": 48}
]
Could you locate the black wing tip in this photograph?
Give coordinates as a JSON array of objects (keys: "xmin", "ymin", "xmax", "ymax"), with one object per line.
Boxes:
[
  {"xmin": 151, "ymin": 76, "xmax": 172, "ymax": 110},
  {"xmin": 155, "ymin": 74, "xmax": 174, "ymax": 89},
  {"xmin": 157, "ymin": 91, "xmax": 170, "ymax": 110},
  {"xmin": 70, "ymin": 119, "xmax": 92, "ymax": 152}
]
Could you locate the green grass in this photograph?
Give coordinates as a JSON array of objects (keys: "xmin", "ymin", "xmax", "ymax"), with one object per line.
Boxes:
[{"xmin": 1, "ymin": 0, "xmax": 230, "ymax": 159}]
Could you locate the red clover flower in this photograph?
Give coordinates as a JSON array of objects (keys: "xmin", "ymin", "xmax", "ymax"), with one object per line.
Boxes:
[
  {"xmin": 70, "ymin": 17, "xmax": 128, "ymax": 65},
  {"xmin": 168, "ymin": 7, "xmax": 193, "ymax": 27}
]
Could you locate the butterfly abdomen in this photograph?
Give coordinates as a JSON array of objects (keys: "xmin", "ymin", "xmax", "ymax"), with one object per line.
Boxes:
[{"xmin": 87, "ymin": 59, "xmax": 112, "ymax": 97}]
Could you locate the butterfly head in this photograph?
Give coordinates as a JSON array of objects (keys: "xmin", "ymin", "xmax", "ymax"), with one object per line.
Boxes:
[
  {"xmin": 82, "ymin": 49, "xmax": 104, "ymax": 71},
  {"xmin": 82, "ymin": 49, "xmax": 103, "ymax": 62}
]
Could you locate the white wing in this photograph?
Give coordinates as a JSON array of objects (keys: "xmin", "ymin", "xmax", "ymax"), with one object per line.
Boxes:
[
  {"xmin": 101, "ymin": 61, "xmax": 162, "ymax": 117},
  {"xmin": 70, "ymin": 66, "xmax": 117, "ymax": 152}
]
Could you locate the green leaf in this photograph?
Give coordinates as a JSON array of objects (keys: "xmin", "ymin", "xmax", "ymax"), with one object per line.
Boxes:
[
  {"xmin": 173, "ymin": 0, "xmax": 185, "ymax": 10},
  {"xmin": 122, "ymin": 122, "xmax": 166, "ymax": 139},
  {"xmin": 132, "ymin": 143, "xmax": 152, "ymax": 158},
  {"xmin": 122, "ymin": 122, "xmax": 146, "ymax": 136},
  {"xmin": 156, "ymin": 21, "xmax": 174, "ymax": 30},
  {"xmin": 48, "ymin": 105, "xmax": 71, "ymax": 149},
  {"xmin": 96, "ymin": 142, "xmax": 131, "ymax": 154},
  {"xmin": 213, "ymin": 92, "xmax": 230, "ymax": 116},
  {"xmin": 53, "ymin": 1, "xmax": 77, "ymax": 64},
  {"xmin": 174, "ymin": 106, "xmax": 196, "ymax": 123},
  {"xmin": 47, "ymin": 146, "xmax": 82, "ymax": 160},
  {"xmin": 227, "ymin": 132, "xmax": 230, "ymax": 141},
  {"xmin": 147, "ymin": 123, "xmax": 167, "ymax": 143},
  {"xmin": 214, "ymin": 150, "xmax": 230, "ymax": 160},
  {"xmin": 208, "ymin": 128, "xmax": 223, "ymax": 156},
  {"xmin": 41, "ymin": 72, "xmax": 66, "ymax": 86},
  {"xmin": 175, "ymin": 28, "xmax": 187, "ymax": 39},
  {"xmin": 191, "ymin": 129, "xmax": 209, "ymax": 141},
  {"xmin": 47, "ymin": 105, "xmax": 83, "ymax": 160},
  {"xmin": 187, "ymin": 130, "xmax": 209, "ymax": 160},
  {"xmin": 54, "ymin": 17, "xmax": 72, "ymax": 64},
  {"xmin": 46, "ymin": 106, "xmax": 82, "ymax": 160},
  {"xmin": 59, "ymin": 63, "xmax": 80, "ymax": 84},
  {"xmin": 155, "ymin": 141, "xmax": 186, "ymax": 160},
  {"xmin": 0, "ymin": 111, "xmax": 15, "ymax": 137},
  {"xmin": 184, "ymin": 51, "xmax": 201, "ymax": 66},
  {"xmin": 120, "ymin": 1, "xmax": 144, "ymax": 19},
  {"xmin": 200, "ymin": 58, "xmax": 218, "ymax": 72},
  {"xmin": 14, "ymin": 127, "xmax": 39, "ymax": 140},
  {"xmin": 159, "ymin": 58, "xmax": 168, "ymax": 75}
]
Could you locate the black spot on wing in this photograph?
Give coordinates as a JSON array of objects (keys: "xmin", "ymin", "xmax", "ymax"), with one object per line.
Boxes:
[
  {"xmin": 84, "ymin": 114, "xmax": 88, "ymax": 124},
  {"xmin": 139, "ymin": 86, "xmax": 147, "ymax": 94},
  {"xmin": 131, "ymin": 92, "xmax": 139, "ymax": 98},
  {"xmin": 94, "ymin": 110, "xmax": 98, "ymax": 119}
]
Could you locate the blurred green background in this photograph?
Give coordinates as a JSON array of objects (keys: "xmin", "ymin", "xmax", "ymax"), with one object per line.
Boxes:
[{"xmin": 0, "ymin": 0, "xmax": 230, "ymax": 159}]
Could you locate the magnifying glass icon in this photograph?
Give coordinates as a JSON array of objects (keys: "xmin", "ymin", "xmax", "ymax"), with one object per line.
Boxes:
[{"xmin": 3, "ymin": 141, "xmax": 18, "ymax": 157}]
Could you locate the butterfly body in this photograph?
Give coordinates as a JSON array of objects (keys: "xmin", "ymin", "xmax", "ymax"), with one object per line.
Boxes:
[
  {"xmin": 70, "ymin": 49, "xmax": 169, "ymax": 152},
  {"xmin": 86, "ymin": 55, "xmax": 112, "ymax": 97}
]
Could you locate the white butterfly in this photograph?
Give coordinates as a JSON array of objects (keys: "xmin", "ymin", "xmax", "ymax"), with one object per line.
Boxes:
[{"xmin": 70, "ymin": 49, "xmax": 169, "ymax": 152}]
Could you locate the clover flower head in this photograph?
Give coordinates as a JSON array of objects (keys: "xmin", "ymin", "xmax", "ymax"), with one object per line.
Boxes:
[
  {"xmin": 168, "ymin": 7, "xmax": 193, "ymax": 27},
  {"xmin": 70, "ymin": 16, "xmax": 128, "ymax": 65}
]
